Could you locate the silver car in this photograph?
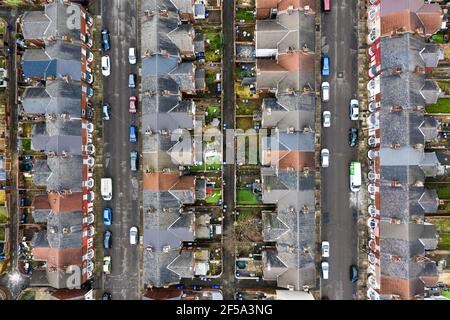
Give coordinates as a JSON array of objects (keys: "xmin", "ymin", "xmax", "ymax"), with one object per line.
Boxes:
[
  {"xmin": 130, "ymin": 226, "xmax": 138, "ymax": 245},
  {"xmin": 130, "ymin": 151, "xmax": 137, "ymax": 172}
]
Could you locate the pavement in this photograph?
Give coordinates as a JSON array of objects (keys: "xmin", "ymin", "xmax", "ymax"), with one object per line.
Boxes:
[
  {"xmin": 320, "ymin": 0, "xmax": 360, "ymax": 300},
  {"xmin": 100, "ymin": 0, "xmax": 141, "ymax": 300}
]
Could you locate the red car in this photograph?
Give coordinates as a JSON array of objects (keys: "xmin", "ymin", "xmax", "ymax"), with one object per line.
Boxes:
[{"xmin": 129, "ymin": 96, "xmax": 137, "ymax": 113}]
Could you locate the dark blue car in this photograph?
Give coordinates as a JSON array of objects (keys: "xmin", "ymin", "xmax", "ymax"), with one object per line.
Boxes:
[
  {"xmin": 103, "ymin": 208, "xmax": 112, "ymax": 226},
  {"xmin": 101, "ymin": 29, "xmax": 110, "ymax": 51},
  {"xmin": 20, "ymin": 210, "xmax": 27, "ymax": 223},
  {"xmin": 129, "ymin": 125, "xmax": 137, "ymax": 143},
  {"xmin": 322, "ymin": 55, "xmax": 330, "ymax": 76}
]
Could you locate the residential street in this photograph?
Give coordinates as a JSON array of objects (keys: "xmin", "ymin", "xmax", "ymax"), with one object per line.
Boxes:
[
  {"xmin": 320, "ymin": 0, "xmax": 359, "ymax": 300},
  {"xmin": 221, "ymin": 0, "xmax": 236, "ymax": 300},
  {"xmin": 101, "ymin": 0, "xmax": 140, "ymax": 300}
]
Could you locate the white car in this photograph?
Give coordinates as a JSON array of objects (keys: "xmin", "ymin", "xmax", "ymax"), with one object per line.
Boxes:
[
  {"xmin": 323, "ymin": 110, "xmax": 331, "ymax": 127},
  {"xmin": 130, "ymin": 226, "xmax": 138, "ymax": 245},
  {"xmin": 321, "ymin": 261, "xmax": 329, "ymax": 280},
  {"xmin": 103, "ymin": 256, "xmax": 111, "ymax": 274},
  {"xmin": 101, "ymin": 55, "xmax": 111, "ymax": 77},
  {"xmin": 128, "ymin": 47, "xmax": 136, "ymax": 64},
  {"xmin": 321, "ymin": 82, "xmax": 330, "ymax": 102},
  {"xmin": 321, "ymin": 148, "xmax": 330, "ymax": 168},
  {"xmin": 322, "ymin": 241, "xmax": 330, "ymax": 258},
  {"xmin": 349, "ymin": 99, "xmax": 359, "ymax": 120}
]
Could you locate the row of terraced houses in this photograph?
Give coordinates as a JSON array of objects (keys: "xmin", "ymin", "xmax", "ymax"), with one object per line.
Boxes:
[
  {"xmin": 366, "ymin": 0, "xmax": 448, "ymax": 300},
  {"xmin": 15, "ymin": 0, "xmax": 96, "ymax": 299}
]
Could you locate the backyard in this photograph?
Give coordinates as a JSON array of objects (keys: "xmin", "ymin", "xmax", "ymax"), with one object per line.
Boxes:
[
  {"xmin": 236, "ymin": 99, "xmax": 261, "ymax": 116},
  {"xmin": 203, "ymin": 29, "xmax": 223, "ymax": 63},
  {"xmin": 427, "ymin": 218, "xmax": 450, "ymax": 250},
  {"xmin": 0, "ymin": 206, "xmax": 7, "ymax": 223},
  {"xmin": 426, "ymin": 98, "xmax": 450, "ymax": 114},
  {"xmin": 235, "ymin": 8, "xmax": 255, "ymax": 23},
  {"xmin": 205, "ymin": 188, "xmax": 222, "ymax": 204},
  {"xmin": 0, "ymin": 227, "xmax": 4, "ymax": 241},
  {"xmin": 237, "ymin": 188, "xmax": 260, "ymax": 205}
]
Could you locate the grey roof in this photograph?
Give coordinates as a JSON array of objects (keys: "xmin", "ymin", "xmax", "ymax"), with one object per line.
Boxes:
[
  {"xmin": 141, "ymin": 0, "xmax": 185, "ymax": 56},
  {"xmin": 167, "ymin": 24, "xmax": 195, "ymax": 54},
  {"xmin": 46, "ymin": 211, "xmax": 83, "ymax": 249},
  {"xmin": 31, "ymin": 119, "xmax": 82, "ymax": 155},
  {"xmin": 21, "ymin": 0, "xmax": 82, "ymax": 40},
  {"xmin": 262, "ymin": 130, "xmax": 315, "ymax": 152},
  {"xmin": 22, "ymin": 41, "xmax": 82, "ymax": 80},
  {"xmin": 419, "ymin": 117, "xmax": 440, "ymax": 141},
  {"xmin": 255, "ymin": 10, "xmax": 315, "ymax": 54},
  {"xmin": 22, "ymin": 79, "xmax": 82, "ymax": 116},
  {"xmin": 262, "ymin": 92, "xmax": 315, "ymax": 130},
  {"xmin": 32, "ymin": 156, "xmax": 83, "ymax": 192}
]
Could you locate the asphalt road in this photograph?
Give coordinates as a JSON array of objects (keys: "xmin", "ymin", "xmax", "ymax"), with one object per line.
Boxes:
[
  {"xmin": 100, "ymin": 0, "xmax": 140, "ymax": 300},
  {"xmin": 221, "ymin": 0, "xmax": 236, "ymax": 300},
  {"xmin": 320, "ymin": 0, "xmax": 359, "ymax": 300}
]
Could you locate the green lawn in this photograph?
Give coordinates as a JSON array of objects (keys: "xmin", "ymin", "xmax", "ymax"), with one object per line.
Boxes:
[
  {"xmin": 204, "ymin": 31, "xmax": 223, "ymax": 63},
  {"xmin": 0, "ymin": 207, "xmax": 7, "ymax": 223},
  {"xmin": 431, "ymin": 34, "xmax": 446, "ymax": 43},
  {"xmin": 438, "ymin": 81, "xmax": 450, "ymax": 95},
  {"xmin": 236, "ymin": 117, "xmax": 254, "ymax": 130},
  {"xmin": 22, "ymin": 139, "xmax": 31, "ymax": 151},
  {"xmin": 237, "ymin": 188, "xmax": 260, "ymax": 205},
  {"xmin": 236, "ymin": 9, "xmax": 255, "ymax": 22},
  {"xmin": 205, "ymin": 188, "xmax": 222, "ymax": 204},
  {"xmin": 442, "ymin": 291, "xmax": 450, "ymax": 299},
  {"xmin": 437, "ymin": 187, "xmax": 450, "ymax": 199},
  {"xmin": 438, "ymin": 233, "xmax": 450, "ymax": 250},
  {"xmin": 0, "ymin": 227, "xmax": 5, "ymax": 241},
  {"xmin": 426, "ymin": 98, "xmax": 450, "ymax": 114},
  {"xmin": 190, "ymin": 162, "xmax": 222, "ymax": 172}
]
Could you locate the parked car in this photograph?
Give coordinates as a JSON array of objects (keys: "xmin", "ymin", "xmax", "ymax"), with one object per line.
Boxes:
[
  {"xmin": 101, "ymin": 29, "xmax": 110, "ymax": 51},
  {"xmin": 323, "ymin": 0, "xmax": 331, "ymax": 12},
  {"xmin": 20, "ymin": 210, "xmax": 27, "ymax": 223},
  {"xmin": 322, "ymin": 241, "xmax": 330, "ymax": 258},
  {"xmin": 323, "ymin": 110, "xmax": 331, "ymax": 128},
  {"xmin": 130, "ymin": 226, "xmax": 138, "ymax": 245},
  {"xmin": 130, "ymin": 151, "xmax": 137, "ymax": 172},
  {"xmin": 321, "ymin": 82, "xmax": 330, "ymax": 102},
  {"xmin": 101, "ymin": 55, "xmax": 110, "ymax": 76},
  {"xmin": 129, "ymin": 125, "xmax": 137, "ymax": 143},
  {"xmin": 82, "ymin": 71, "xmax": 94, "ymax": 84},
  {"xmin": 102, "ymin": 292, "xmax": 112, "ymax": 300},
  {"xmin": 103, "ymin": 230, "xmax": 112, "ymax": 249},
  {"xmin": 321, "ymin": 148, "xmax": 330, "ymax": 168},
  {"xmin": 350, "ymin": 265, "xmax": 358, "ymax": 283},
  {"xmin": 128, "ymin": 73, "xmax": 136, "ymax": 88},
  {"xmin": 86, "ymin": 86, "xmax": 94, "ymax": 98},
  {"xmin": 103, "ymin": 256, "xmax": 111, "ymax": 274},
  {"xmin": 322, "ymin": 55, "xmax": 330, "ymax": 76},
  {"xmin": 349, "ymin": 99, "xmax": 359, "ymax": 120},
  {"xmin": 128, "ymin": 47, "xmax": 136, "ymax": 64},
  {"xmin": 103, "ymin": 207, "xmax": 112, "ymax": 226},
  {"xmin": 349, "ymin": 128, "xmax": 358, "ymax": 147},
  {"xmin": 321, "ymin": 261, "xmax": 329, "ymax": 280},
  {"xmin": 102, "ymin": 103, "xmax": 111, "ymax": 121},
  {"xmin": 129, "ymin": 96, "xmax": 137, "ymax": 113}
]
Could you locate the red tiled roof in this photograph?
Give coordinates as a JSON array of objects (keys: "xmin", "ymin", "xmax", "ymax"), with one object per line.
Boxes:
[
  {"xmin": 143, "ymin": 172, "xmax": 195, "ymax": 191},
  {"xmin": 51, "ymin": 289, "xmax": 87, "ymax": 300},
  {"xmin": 33, "ymin": 192, "xmax": 83, "ymax": 212},
  {"xmin": 278, "ymin": 51, "xmax": 315, "ymax": 72},
  {"xmin": 143, "ymin": 288, "xmax": 182, "ymax": 300},
  {"xmin": 32, "ymin": 247, "xmax": 83, "ymax": 269}
]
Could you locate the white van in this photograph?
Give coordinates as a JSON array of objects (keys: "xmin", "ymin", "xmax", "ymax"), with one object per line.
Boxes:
[
  {"xmin": 101, "ymin": 178, "xmax": 112, "ymax": 201},
  {"xmin": 321, "ymin": 82, "xmax": 330, "ymax": 102},
  {"xmin": 128, "ymin": 47, "xmax": 136, "ymax": 64}
]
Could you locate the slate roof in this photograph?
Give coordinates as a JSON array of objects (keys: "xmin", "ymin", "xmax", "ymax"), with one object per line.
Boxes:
[
  {"xmin": 255, "ymin": 9, "xmax": 315, "ymax": 55},
  {"xmin": 22, "ymin": 79, "xmax": 82, "ymax": 116},
  {"xmin": 379, "ymin": 24, "xmax": 442, "ymax": 300},
  {"xmin": 21, "ymin": 0, "xmax": 82, "ymax": 40},
  {"xmin": 262, "ymin": 92, "xmax": 315, "ymax": 130},
  {"xmin": 22, "ymin": 41, "xmax": 82, "ymax": 80},
  {"xmin": 31, "ymin": 119, "xmax": 82, "ymax": 155},
  {"xmin": 32, "ymin": 156, "xmax": 83, "ymax": 192}
]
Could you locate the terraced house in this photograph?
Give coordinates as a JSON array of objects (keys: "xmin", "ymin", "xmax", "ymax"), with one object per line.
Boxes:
[
  {"xmin": 254, "ymin": 0, "xmax": 318, "ymax": 291},
  {"xmin": 16, "ymin": 0, "xmax": 95, "ymax": 292},
  {"xmin": 141, "ymin": 0, "xmax": 214, "ymax": 289},
  {"xmin": 367, "ymin": 0, "xmax": 446, "ymax": 300}
]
